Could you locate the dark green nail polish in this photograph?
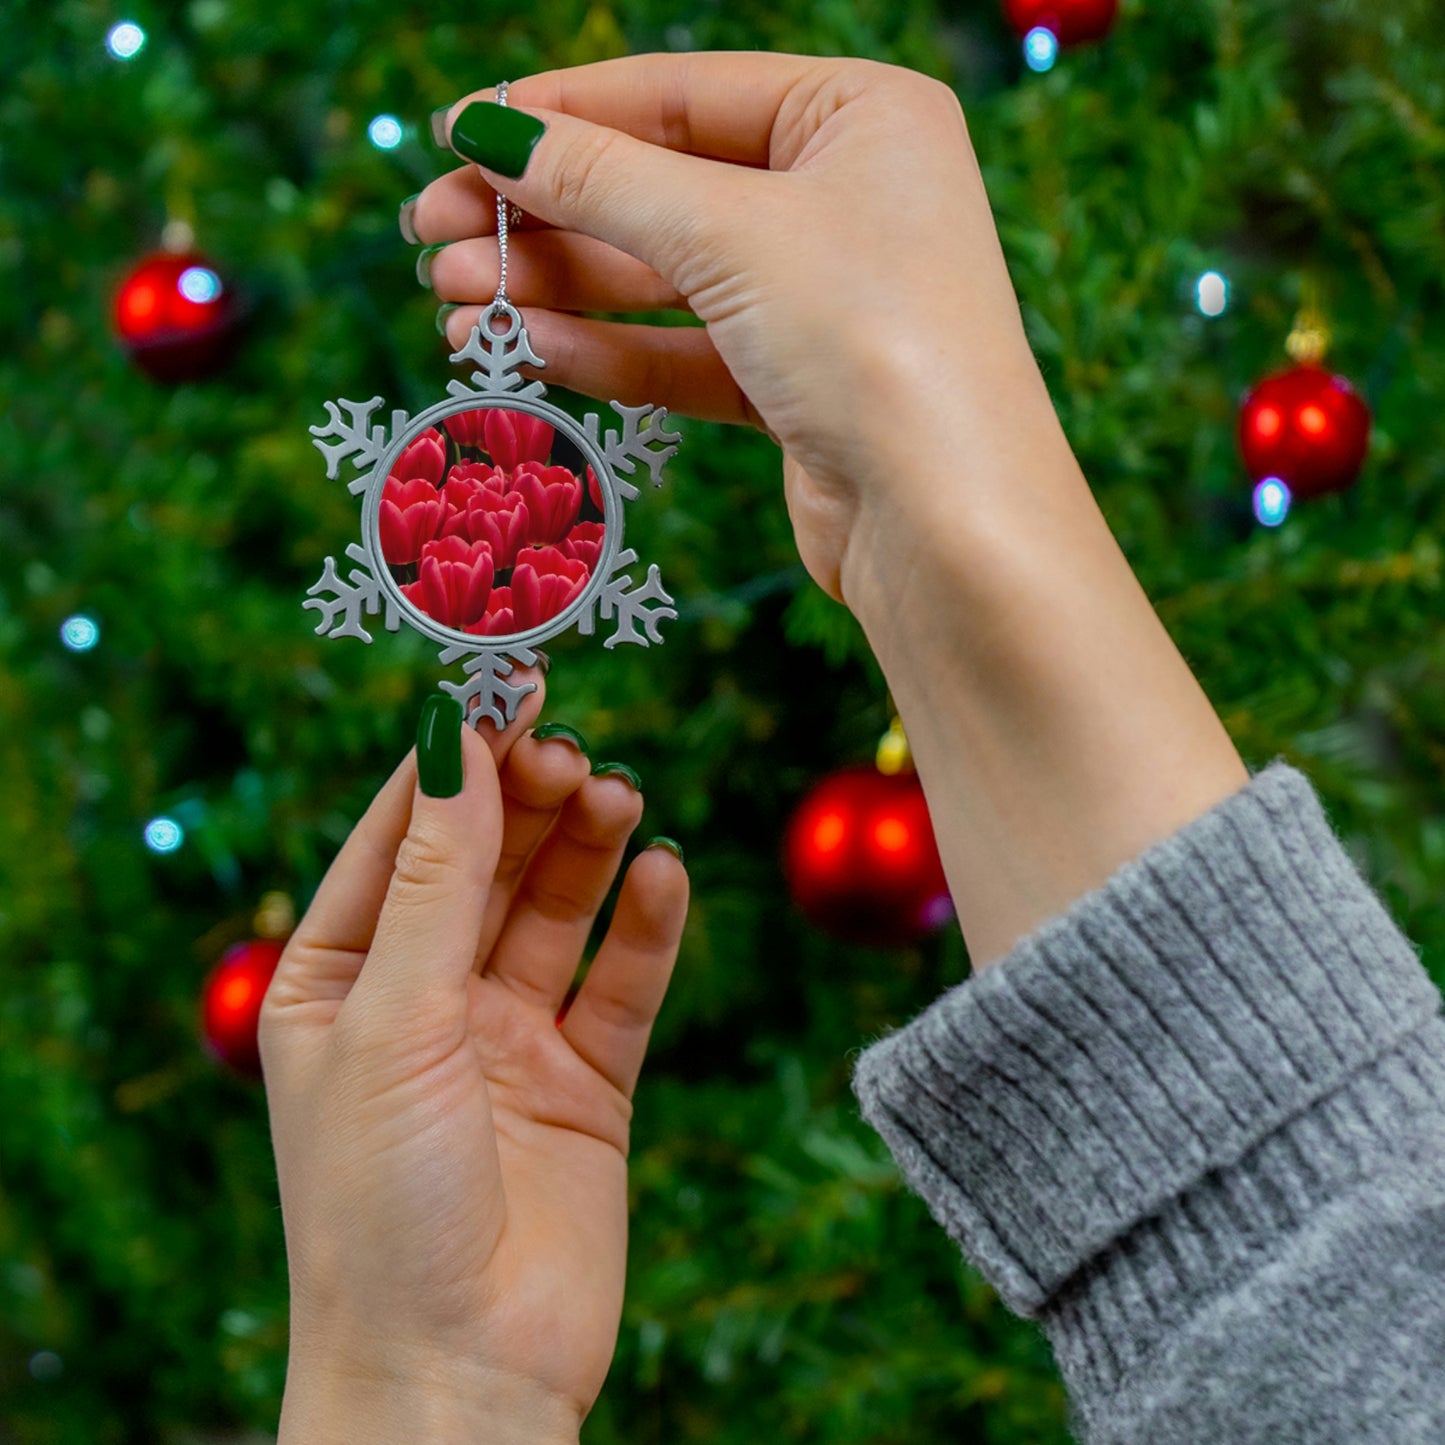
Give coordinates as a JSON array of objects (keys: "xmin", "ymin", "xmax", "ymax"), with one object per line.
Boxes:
[
  {"xmin": 398, "ymin": 193, "xmax": 421, "ymax": 245},
  {"xmin": 417, "ymin": 694, "xmax": 464, "ymax": 798},
  {"xmin": 533, "ymin": 722, "xmax": 589, "ymax": 755},
  {"xmin": 416, "ymin": 242, "xmax": 448, "ymax": 289},
  {"xmin": 434, "ymin": 303, "xmax": 460, "ymax": 337},
  {"xmin": 644, "ymin": 836, "xmax": 685, "ymax": 865},
  {"xmin": 430, "ymin": 105, "xmax": 453, "ymax": 148},
  {"xmin": 450, "ymin": 100, "xmax": 547, "ymax": 179},
  {"xmin": 591, "ymin": 760, "xmax": 642, "ymax": 791}
]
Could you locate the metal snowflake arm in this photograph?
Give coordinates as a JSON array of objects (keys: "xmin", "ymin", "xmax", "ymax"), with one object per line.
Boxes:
[
  {"xmin": 578, "ymin": 549, "xmax": 678, "ymax": 649},
  {"xmin": 309, "ymin": 398, "xmax": 410, "ymax": 492},
  {"xmin": 448, "ymin": 312, "xmax": 546, "ymax": 401},
  {"xmin": 436, "ymin": 644, "xmax": 540, "ymax": 730},
  {"xmin": 583, "ymin": 402, "xmax": 681, "ymax": 501},
  {"xmin": 303, "ymin": 544, "xmax": 398, "ymax": 643}
]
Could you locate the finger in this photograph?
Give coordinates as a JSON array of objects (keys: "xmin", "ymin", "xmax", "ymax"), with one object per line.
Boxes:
[
  {"xmin": 472, "ymin": 725, "xmax": 593, "ymax": 971},
  {"xmin": 346, "ymin": 706, "xmax": 504, "ymax": 1025},
  {"xmin": 411, "ymin": 163, "xmax": 558, "ymax": 246},
  {"xmin": 472, "ymin": 52, "xmax": 848, "ymax": 166},
  {"xmin": 483, "ymin": 771, "xmax": 646, "ymax": 1013},
  {"xmin": 429, "ymin": 230, "xmax": 687, "ymax": 314},
  {"xmin": 560, "ymin": 845, "xmax": 689, "ymax": 1100},
  {"xmin": 441, "ymin": 306, "xmax": 761, "ymax": 427},
  {"xmin": 471, "ymin": 663, "xmax": 547, "ymax": 771}
]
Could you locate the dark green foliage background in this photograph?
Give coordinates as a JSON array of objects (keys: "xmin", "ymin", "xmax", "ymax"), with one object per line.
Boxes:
[{"xmin": 4, "ymin": 0, "xmax": 1444, "ymax": 1440}]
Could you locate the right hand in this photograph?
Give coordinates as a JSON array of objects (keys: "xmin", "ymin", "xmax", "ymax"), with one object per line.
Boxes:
[{"xmin": 411, "ymin": 53, "xmax": 1063, "ymax": 606}]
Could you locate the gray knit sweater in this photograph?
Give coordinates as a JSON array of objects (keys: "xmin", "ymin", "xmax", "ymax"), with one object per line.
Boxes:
[{"xmin": 850, "ymin": 759, "xmax": 1445, "ymax": 1442}]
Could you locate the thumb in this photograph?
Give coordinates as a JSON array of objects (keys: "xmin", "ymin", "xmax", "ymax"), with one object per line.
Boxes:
[
  {"xmin": 441, "ymin": 94, "xmax": 747, "ymax": 290},
  {"xmin": 346, "ymin": 695, "xmax": 504, "ymax": 1029}
]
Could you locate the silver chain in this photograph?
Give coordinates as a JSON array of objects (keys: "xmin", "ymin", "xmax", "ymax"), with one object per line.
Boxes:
[{"xmin": 491, "ymin": 82, "xmax": 523, "ymax": 316}]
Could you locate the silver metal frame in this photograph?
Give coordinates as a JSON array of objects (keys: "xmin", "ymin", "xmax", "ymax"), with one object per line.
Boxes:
[{"xmin": 305, "ymin": 304, "xmax": 681, "ymax": 728}]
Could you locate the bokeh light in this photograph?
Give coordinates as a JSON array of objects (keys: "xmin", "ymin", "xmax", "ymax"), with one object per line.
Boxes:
[
  {"xmin": 368, "ymin": 114, "xmax": 404, "ymax": 150},
  {"xmin": 1024, "ymin": 26, "xmax": 1059, "ymax": 72},
  {"xmin": 1253, "ymin": 477, "xmax": 1292, "ymax": 528},
  {"xmin": 144, "ymin": 817, "xmax": 185, "ymax": 853},
  {"xmin": 178, "ymin": 266, "xmax": 222, "ymax": 304},
  {"xmin": 60, "ymin": 615, "xmax": 100, "ymax": 652},
  {"xmin": 105, "ymin": 21, "xmax": 146, "ymax": 59},
  {"xmin": 1196, "ymin": 270, "xmax": 1229, "ymax": 317}
]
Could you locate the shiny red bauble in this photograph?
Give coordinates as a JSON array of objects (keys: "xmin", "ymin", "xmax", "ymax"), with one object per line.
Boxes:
[
  {"xmin": 1003, "ymin": 0, "xmax": 1118, "ymax": 45},
  {"xmin": 1238, "ymin": 363, "xmax": 1372, "ymax": 500},
  {"xmin": 200, "ymin": 939, "xmax": 284, "ymax": 1077},
  {"xmin": 784, "ymin": 766, "xmax": 954, "ymax": 947},
  {"xmin": 113, "ymin": 250, "xmax": 239, "ymax": 382}
]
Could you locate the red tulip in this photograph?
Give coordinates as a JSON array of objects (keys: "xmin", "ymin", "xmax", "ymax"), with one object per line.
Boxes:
[
  {"xmin": 390, "ymin": 428, "xmax": 446, "ymax": 488},
  {"xmin": 558, "ymin": 520, "xmax": 606, "ymax": 572},
  {"xmin": 484, "ymin": 409, "xmax": 554, "ymax": 470},
  {"xmin": 447, "ymin": 460, "xmax": 509, "ymax": 492},
  {"xmin": 443, "ymin": 408, "xmax": 489, "ymax": 449},
  {"xmin": 586, "ymin": 465, "xmax": 605, "ymax": 515},
  {"xmin": 379, "ymin": 475, "xmax": 450, "ymax": 565},
  {"xmin": 513, "ymin": 462, "xmax": 582, "ymax": 546},
  {"xmin": 466, "ymin": 586, "xmax": 515, "ymax": 638},
  {"xmin": 510, "ymin": 546, "xmax": 590, "ymax": 630},
  {"xmin": 441, "ymin": 483, "xmax": 531, "ymax": 570},
  {"xmin": 402, "ymin": 535, "xmax": 495, "ymax": 630}
]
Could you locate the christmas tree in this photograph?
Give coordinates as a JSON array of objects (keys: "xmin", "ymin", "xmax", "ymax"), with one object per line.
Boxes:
[{"xmin": 4, "ymin": 1, "xmax": 1444, "ymax": 1440}]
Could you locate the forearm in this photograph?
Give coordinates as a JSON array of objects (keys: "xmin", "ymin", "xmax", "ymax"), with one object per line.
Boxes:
[
  {"xmin": 841, "ymin": 369, "xmax": 1249, "ymax": 970},
  {"xmin": 279, "ymin": 1343, "xmax": 582, "ymax": 1445}
]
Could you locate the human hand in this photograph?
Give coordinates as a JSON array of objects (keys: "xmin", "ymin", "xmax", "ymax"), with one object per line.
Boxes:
[
  {"xmin": 409, "ymin": 53, "xmax": 1070, "ymax": 609},
  {"xmin": 260, "ymin": 681, "xmax": 688, "ymax": 1443}
]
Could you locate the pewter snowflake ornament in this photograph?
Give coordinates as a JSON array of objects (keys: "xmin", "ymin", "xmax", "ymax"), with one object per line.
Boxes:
[{"xmin": 304, "ymin": 302, "xmax": 681, "ymax": 728}]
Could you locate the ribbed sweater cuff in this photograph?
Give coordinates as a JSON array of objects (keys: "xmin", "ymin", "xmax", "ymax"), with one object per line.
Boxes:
[{"xmin": 849, "ymin": 758, "xmax": 1444, "ymax": 1318}]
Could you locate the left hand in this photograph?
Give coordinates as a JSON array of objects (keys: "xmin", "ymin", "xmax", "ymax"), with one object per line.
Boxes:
[{"xmin": 259, "ymin": 678, "xmax": 689, "ymax": 1441}]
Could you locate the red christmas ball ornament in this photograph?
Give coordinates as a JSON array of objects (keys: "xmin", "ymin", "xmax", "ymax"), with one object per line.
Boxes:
[
  {"xmin": 113, "ymin": 250, "xmax": 240, "ymax": 382},
  {"xmin": 200, "ymin": 939, "xmax": 283, "ymax": 1077},
  {"xmin": 1238, "ymin": 362, "xmax": 1372, "ymax": 501},
  {"xmin": 784, "ymin": 765, "xmax": 954, "ymax": 947},
  {"xmin": 1003, "ymin": 0, "xmax": 1118, "ymax": 46}
]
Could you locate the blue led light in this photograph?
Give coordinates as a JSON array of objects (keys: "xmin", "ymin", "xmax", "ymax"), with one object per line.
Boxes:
[
  {"xmin": 1196, "ymin": 270, "xmax": 1229, "ymax": 317},
  {"xmin": 1024, "ymin": 26, "xmax": 1059, "ymax": 72},
  {"xmin": 60, "ymin": 615, "xmax": 101, "ymax": 652},
  {"xmin": 1253, "ymin": 477, "xmax": 1292, "ymax": 528},
  {"xmin": 144, "ymin": 817, "xmax": 185, "ymax": 853},
  {"xmin": 178, "ymin": 266, "xmax": 222, "ymax": 303},
  {"xmin": 368, "ymin": 114, "xmax": 404, "ymax": 150},
  {"xmin": 106, "ymin": 21, "xmax": 146, "ymax": 59}
]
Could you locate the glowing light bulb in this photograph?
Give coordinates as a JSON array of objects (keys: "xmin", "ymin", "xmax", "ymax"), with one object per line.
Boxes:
[
  {"xmin": 144, "ymin": 817, "xmax": 185, "ymax": 853},
  {"xmin": 1253, "ymin": 477, "xmax": 1291, "ymax": 528},
  {"xmin": 1024, "ymin": 26, "xmax": 1059, "ymax": 72},
  {"xmin": 368, "ymin": 114, "xmax": 404, "ymax": 150},
  {"xmin": 60, "ymin": 615, "xmax": 100, "ymax": 651},
  {"xmin": 106, "ymin": 21, "xmax": 146, "ymax": 59},
  {"xmin": 1196, "ymin": 271, "xmax": 1229, "ymax": 317}
]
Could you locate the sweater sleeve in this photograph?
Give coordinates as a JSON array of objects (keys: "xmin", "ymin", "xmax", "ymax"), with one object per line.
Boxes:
[{"xmin": 850, "ymin": 758, "xmax": 1445, "ymax": 1443}]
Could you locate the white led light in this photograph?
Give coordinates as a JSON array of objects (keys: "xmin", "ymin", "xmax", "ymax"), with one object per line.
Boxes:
[
  {"xmin": 144, "ymin": 817, "xmax": 185, "ymax": 853},
  {"xmin": 60, "ymin": 615, "xmax": 100, "ymax": 652},
  {"xmin": 1196, "ymin": 270, "xmax": 1229, "ymax": 317},
  {"xmin": 1253, "ymin": 477, "xmax": 1291, "ymax": 528},
  {"xmin": 106, "ymin": 21, "xmax": 146, "ymax": 59},
  {"xmin": 178, "ymin": 266, "xmax": 222, "ymax": 303},
  {"xmin": 1024, "ymin": 26, "xmax": 1059, "ymax": 73},
  {"xmin": 368, "ymin": 114, "xmax": 404, "ymax": 150}
]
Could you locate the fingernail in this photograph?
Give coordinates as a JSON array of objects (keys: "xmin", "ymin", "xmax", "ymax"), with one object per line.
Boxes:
[
  {"xmin": 644, "ymin": 836, "xmax": 685, "ymax": 865},
  {"xmin": 591, "ymin": 760, "xmax": 641, "ymax": 791},
  {"xmin": 398, "ymin": 193, "xmax": 421, "ymax": 245},
  {"xmin": 532, "ymin": 648, "xmax": 551, "ymax": 676},
  {"xmin": 416, "ymin": 242, "xmax": 448, "ymax": 289},
  {"xmin": 417, "ymin": 693, "xmax": 464, "ymax": 797},
  {"xmin": 532, "ymin": 722, "xmax": 589, "ymax": 756},
  {"xmin": 429, "ymin": 105, "xmax": 453, "ymax": 148},
  {"xmin": 435, "ymin": 302, "xmax": 460, "ymax": 338},
  {"xmin": 450, "ymin": 100, "xmax": 547, "ymax": 179}
]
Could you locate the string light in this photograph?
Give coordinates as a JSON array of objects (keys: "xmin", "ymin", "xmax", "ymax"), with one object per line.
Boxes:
[
  {"xmin": 60, "ymin": 615, "xmax": 100, "ymax": 652},
  {"xmin": 1024, "ymin": 27, "xmax": 1060, "ymax": 72},
  {"xmin": 367, "ymin": 114, "xmax": 404, "ymax": 150},
  {"xmin": 1253, "ymin": 477, "xmax": 1291, "ymax": 528},
  {"xmin": 178, "ymin": 266, "xmax": 223, "ymax": 303},
  {"xmin": 1196, "ymin": 271, "xmax": 1229, "ymax": 317},
  {"xmin": 144, "ymin": 817, "xmax": 185, "ymax": 853},
  {"xmin": 105, "ymin": 21, "xmax": 146, "ymax": 59}
]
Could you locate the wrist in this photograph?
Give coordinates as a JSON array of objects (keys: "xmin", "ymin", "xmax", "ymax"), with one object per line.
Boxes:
[{"xmin": 279, "ymin": 1340, "xmax": 582, "ymax": 1445}]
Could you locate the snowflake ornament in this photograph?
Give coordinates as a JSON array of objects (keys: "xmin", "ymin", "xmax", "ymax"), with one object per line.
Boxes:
[{"xmin": 305, "ymin": 302, "xmax": 681, "ymax": 728}]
